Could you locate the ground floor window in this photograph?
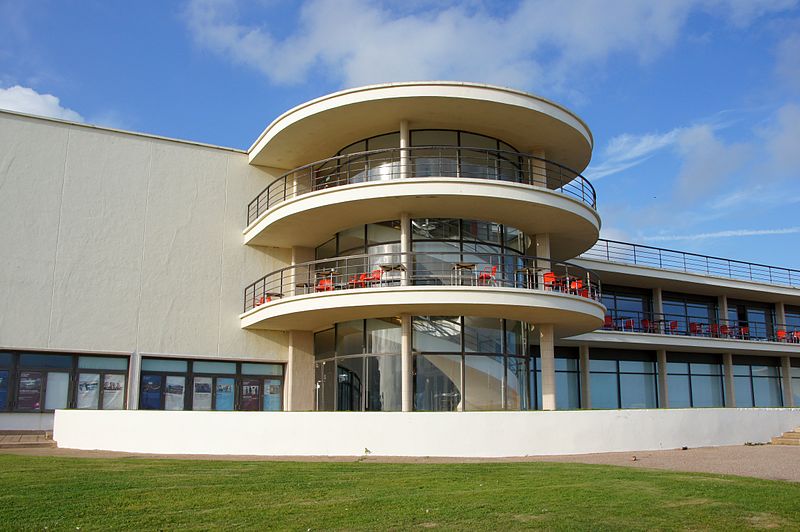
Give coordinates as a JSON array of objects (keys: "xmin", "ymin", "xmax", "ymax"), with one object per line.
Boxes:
[
  {"xmin": 0, "ymin": 351, "xmax": 129, "ymax": 412},
  {"xmin": 139, "ymin": 358, "xmax": 284, "ymax": 411},
  {"xmin": 589, "ymin": 349, "xmax": 658, "ymax": 409},
  {"xmin": 666, "ymin": 353, "xmax": 724, "ymax": 408},
  {"xmin": 792, "ymin": 359, "xmax": 800, "ymax": 407},
  {"xmin": 733, "ymin": 356, "xmax": 783, "ymax": 407},
  {"xmin": 530, "ymin": 347, "xmax": 581, "ymax": 410}
]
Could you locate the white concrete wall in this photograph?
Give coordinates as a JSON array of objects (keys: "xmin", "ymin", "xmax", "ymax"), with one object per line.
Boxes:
[
  {"xmin": 0, "ymin": 112, "xmax": 289, "ymax": 360},
  {"xmin": 54, "ymin": 408, "xmax": 800, "ymax": 457},
  {"xmin": 0, "ymin": 413, "xmax": 54, "ymax": 431}
]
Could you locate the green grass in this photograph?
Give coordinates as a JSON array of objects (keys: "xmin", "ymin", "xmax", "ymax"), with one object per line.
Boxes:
[{"xmin": 0, "ymin": 455, "xmax": 798, "ymax": 530}]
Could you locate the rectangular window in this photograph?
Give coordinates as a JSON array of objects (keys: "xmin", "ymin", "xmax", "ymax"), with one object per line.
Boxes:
[
  {"xmin": 77, "ymin": 373, "xmax": 101, "ymax": 409},
  {"xmin": 733, "ymin": 356, "xmax": 783, "ymax": 407},
  {"xmin": 589, "ymin": 349, "xmax": 658, "ymax": 410},
  {"xmin": 17, "ymin": 371, "xmax": 42, "ymax": 411},
  {"xmin": 102, "ymin": 374, "xmax": 126, "ymax": 410},
  {"xmin": 414, "ymin": 354, "xmax": 461, "ymax": 412},
  {"xmin": 44, "ymin": 372, "xmax": 70, "ymax": 410},
  {"xmin": 0, "ymin": 370, "xmax": 9, "ymax": 411},
  {"xmin": 666, "ymin": 353, "xmax": 724, "ymax": 408}
]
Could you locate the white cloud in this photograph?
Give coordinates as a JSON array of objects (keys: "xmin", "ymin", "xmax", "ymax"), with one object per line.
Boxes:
[
  {"xmin": 645, "ymin": 226, "xmax": 800, "ymax": 241},
  {"xmin": 182, "ymin": 0, "xmax": 796, "ymax": 92},
  {"xmin": 0, "ymin": 85, "xmax": 83, "ymax": 122},
  {"xmin": 775, "ymin": 32, "xmax": 800, "ymax": 92},
  {"xmin": 762, "ymin": 102, "xmax": 800, "ymax": 172},
  {"xmin": 586, "ymin": 129, "xmax": 682, "ymax": 179},
  {"xmin": 674, "ymin": 125, "xmax": 751, "ymax": 195}
]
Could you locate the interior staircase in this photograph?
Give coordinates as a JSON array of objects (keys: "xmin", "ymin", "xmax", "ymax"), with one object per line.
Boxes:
[
  {"xmin": 771, "ymin": 428, "xmax": 800, "ymax": 446},
  {"xmin": 0, "ymin": 430, "xmax": 56, "ymax": 449}
]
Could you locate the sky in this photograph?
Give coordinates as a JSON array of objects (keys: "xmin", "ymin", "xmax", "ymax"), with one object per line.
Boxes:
[{"xmin": 1, "ymin": 0, "xmax": 799, "ymax": 268}]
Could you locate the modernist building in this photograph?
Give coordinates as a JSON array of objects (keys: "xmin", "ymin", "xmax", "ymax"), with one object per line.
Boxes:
[{"xmin": 1, "ymin": 82, "xmax": 799, "ymax": 454}]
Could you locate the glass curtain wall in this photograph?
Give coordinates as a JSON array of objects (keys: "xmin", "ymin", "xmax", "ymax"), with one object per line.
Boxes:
[
  {"xmin": 665, "ymin": 353, "xmax": 724, "ymax": 408},
  {"xmin": 529, "ymin": 347, "xmax": 581, "ymax": 409},
  {"xmin": 662, "ymin": 293, "xmax": 718, "ymax": 335},
  {"xmin": 589, "ymin": 349, "xmax": 659, "ymax": 409},
  {"xmin": 600, "ymin": 286, "xmax": 652, "ymax": 330},
  {"xmin": 314, "ymin": 318, "xmax": 402, "ymax": 412},
  {"xmin": 728, "ymin": 300, "xmax": 775, "ymax": 341},
  {"xmin": 792, "ymin": 358, "xmax": 800, "ymax": 407},
  {"xmin": 732, "ymin": 356, "xmax": 783, "ymax": 407}
]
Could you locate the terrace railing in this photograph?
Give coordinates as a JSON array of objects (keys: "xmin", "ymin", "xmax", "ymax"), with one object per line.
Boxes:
[
  {"xmin": 244, "ymin": 252, "xmax": 601, "ymax": 313},
  {"xmin": 582, "ymin": 239, "xmax": 800, "ymax": 288},
  {"xmin": 602, "ymin": 308, "xmax": 800, "ymax": 343},
  {"xmin": 246, "ymin": 146, "xmax": 596, "ymax": 225}
]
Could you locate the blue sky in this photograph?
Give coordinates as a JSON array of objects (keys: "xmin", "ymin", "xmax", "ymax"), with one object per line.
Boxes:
[{"xmin": 1, "ymin": 0, "xmax": 799, "ymax": 268}]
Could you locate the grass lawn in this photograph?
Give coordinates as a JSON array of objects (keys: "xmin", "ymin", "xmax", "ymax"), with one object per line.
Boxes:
[{"xmin": 0, "ymin": 455, "xmax": 798, "ymax": 530}]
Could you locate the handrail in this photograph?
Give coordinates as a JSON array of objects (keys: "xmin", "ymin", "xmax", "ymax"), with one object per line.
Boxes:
[
  {"xmin": 243, "ymin": 251, "xmax": 602, "ymax": 313},
  {"xmin": 246, "ymin": 146, "xmax": 597, "ymax": 225},
  {"xmin": 602, "ymin": 308, "xmax": 800, "ymax": 343},
  {"xmin": 582, "ymin": 239, "xmax": 800, "ymax": 288}
]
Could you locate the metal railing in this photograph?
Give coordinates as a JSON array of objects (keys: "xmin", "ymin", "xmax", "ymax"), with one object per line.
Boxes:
[
  {"xmin": 246, "ymin": 146, "xmax": 597, "ymax": 225},
  {"xmin": 602, "ymin": 308, "xmax": 800, "ymax": 343},
  {"xmin": 244, "ymin": 252, "xmax": 601, "ymax": 313},
  {"xmin": 582, "ymin": 239, "xmax": 800, "ymax": 288}
]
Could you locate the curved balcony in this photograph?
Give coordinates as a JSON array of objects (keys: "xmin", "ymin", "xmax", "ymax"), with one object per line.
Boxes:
[
  {"xmin": 244, "ymin": 147, "xmax": 600, "ymax": 259},
  {"xmin": 240, "ymin": 252, "xmax": 605, "ymax": 337}
]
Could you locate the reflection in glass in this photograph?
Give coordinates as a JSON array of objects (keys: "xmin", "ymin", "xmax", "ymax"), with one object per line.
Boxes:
[
  {"xmin": 620, "ymin": 373, "xmax": 657, "ymax": 408},
  {"xmin": 413, "ymin": 316, "xmax": 461, "ymax": 352},
  {"xmin": 77, "ymin": 373, "xmax": 100, "ymax": 409},
  {"xmin": 464, "ymin": 317, "xmax": 502, "ymax": 354},
  {"xmin": 193, "ymin": 377, "xmax": 213, "ymax": 411},
  {"xmin": 690, "ymin": 375, "xmax": 724, "ymax": 407},
  {"xmin": 366, "ymin": 355, "xmax": 401, "ymax": 411},
  {"xmin": 215, "ymin": 378, "xmax": 235, "ymax": 411},
  {"xmin": 667, "ymin": 375, "xmax": 691, "ymax": 408},
  {"xmin": 164, "ymin": 376, "xmax": 185, "ymax": 411},
  {"xmin": 734, "ymin": 375, "xmax": 754, "ymax": 407},
  {"xmin": 337, "ymin": 357, "xmax": 364, "ymax": 411},
  {"xmin": 414, "ymin": 355, "xmax": 461, "ymax": 411},
  {"xmin": 44, "ymin": 372, "xmax": 69, "ymax": 410},
  {"xmin": 506, "ymin": 357, "xmax": 528, "ymax": 410},
  {"xmin": 590, "ymin": 373, "xmax": 618, "ymax": 409},
  {"xmin": 464, "ymin": 355, "xmax": 504, "ymax": 410}
]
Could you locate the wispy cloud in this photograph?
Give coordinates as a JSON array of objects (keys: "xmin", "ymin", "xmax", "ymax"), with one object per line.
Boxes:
[
  {"xmin": 586, "ymin": 128, "xmax": 682, "ymax": 179},
  {"xmin": 0, "ymin": 85, "xmax": 83, "ymax": 121},
  {"xmin": 644, "ymin": 227, "xmax": 800, "ymax": 242},
  {"xmin": 182, "ymin": 0, "xmax": 795, "ymax": 95}
]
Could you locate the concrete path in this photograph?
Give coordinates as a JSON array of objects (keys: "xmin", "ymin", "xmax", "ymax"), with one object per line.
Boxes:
[{"xmin": 1, "ymin": 444, "xmax": 798, "ymax": 483}]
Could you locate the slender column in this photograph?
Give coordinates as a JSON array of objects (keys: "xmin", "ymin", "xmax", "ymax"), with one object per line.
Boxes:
[
  {"xmin": 776, "ymin": 302, "xmax": 787, "ymax": 331},
  {"xmin": 723, "ymin": 352, "xmax": 736, "ymax": 407},
  {"xmin": 127, "ymin": 351, "xmax": 141, "ymax": 410},
  {"xmin": 781, "ymin": 356, "xmax": 793, "ymax": 407},
  {"xmin": 540, "ymin": 324, "xmax": 556, "ymax": 411},
  {"xmin": 399, "ymin": 120, "xmax": 410, "ymax": 180},
  {"xmin": 400, "ymin": 213, "xmax": 410, "ymax": 286},
  {"xmin": 579, "ymin": 344, "xmax": 591, "ymax": 409},
  {"xmin": 401, "ymin": 314, "xmax": 413, "ymax": 412},
  {"xmin": 286, "ymin": 331, "xmax": 315, "ymax": 411},
  {"xmin": 535, "ymin": 233, "xmax": 551, "ymax": 289},
  {"xmin": 657, "ymin": 349, "xmax": 668, "ymax": 408},
  {"xmin": 653, "ymin": 287, "xmax": 664, "ymax": 333},
  {"xmin": 718, "ymin": 295, "xmax": 729, "ymax": 323},
  {"xmin": 291, "ymin": 246, "xmax": 314, "ymax": 296},
  {"xmin": 530, "ymin": 148, "xmax": 547, "ymax": 187}
]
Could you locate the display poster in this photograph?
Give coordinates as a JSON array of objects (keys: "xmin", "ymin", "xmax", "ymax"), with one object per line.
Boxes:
[
  {"xmin": 0, "ymin": 370, "xmax": 8, "ymax": 410},
  {"xmin": 77, "ymin": 373, "xmax": 100, "ymax": 409},
  {"xmin": 17, "ymin": 371, "xmax": 42, "ymax": 410},
  {"xmin": 240, "ymin": 379, "xmax": 261, "ymax": 411},
  {"xmin": 215, "ymin": 378, "xmax": 234, "ymax": 411},
  {"xmin": 263, "ymin": 379, "xmax": 282, "ymax": 411},
  {"xmin": 164, "ymin": 376, "xmax": 185, "ymax": 410},
  {"xmin": 102, "ymin": 374, "xmax": 126, "ymax": 410},
  {"xmin": 140, "ymin": 374, "xmax": 163, "ymax": 410},
  {"xmin": 193, "ymin": 377, "xmax": 213, "ymax": 410}
]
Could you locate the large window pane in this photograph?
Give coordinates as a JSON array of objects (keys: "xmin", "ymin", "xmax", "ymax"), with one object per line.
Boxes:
[
  {"xmin": 753, "ymin": 378, "xmax": 782, "ymax": 407},
  {"xmin": 140, "ymin": 375, "xmax": 163, "ymax": 409},
  {"xmin": 667, "ymin": 375, "xmax": 691, "ymax": 408},
  {"xmin": 464, "ymin": 355, "xmax": 504, "ymax": 411},
  {"xmin": 0, "ymin": 370, "xmax": 8, "ymax": 410},
  {"xmin": 102, "ymin": 374, "xmax": 125, "ymax": 410},
  {"xmin": 556, "ymin": 371, "xmax": 580, "ymax": 409},
  {"xmin": 44, "ymin": 372, "xmax": 70, "ymax": 410},
  {"xmin": 314, "ymin": 328, "xmax": 335, "ymax": 360},
  {"xmin": 337, "ymin": 320, "xmax": 365, "ymax": 356},
  {"xmin": 691, "ymin": 375, "xmax": 724, "ymax": 407},
  {"xmin": 793, "ymin": 378, "xmax": 800, "ymax": 407},
  {"xmin": 215, "ymin": 378, "xmax": 235, "ymax": 411},
  {"xmin": 20, "ymin": 354, "xmax": 71, "ymax": 369},
  {"xmin": 142, "ymin": 358, "xmax": 187, "ymax": 373},
  {"xmin": 506, "ymin": 320, "xmax": 524, "ymax": 356},
  {"xmin": 316, "ymin": 361, "xmax": 335, "ymax": 411},
  {"xmin": 413, "ymin": 316, "xmax": 461, "ymax": 352},
  {"xmin": 463, "ymin": 317, "xmax": 502, "ymax": 354},
  {"xmin": 734, "ymin": 376, "xmax": 754, "ymax": 407},
  {"xmin": 366, "ymin": 355, "xmax": 401, "ymax": 411},
  {"xmin": 620, "ymin": 373, "xmax": 657, "ymax": 408},
  {"xmin": 193, "ymin": 377, "xmax": 213, "ymax": 410},
  {"xmin": 193, "ymin": 361, "xmax": 236, "ymax": 374},
  {"xmin": 240, "ymin": 378, "xmax": 261, "ymax": 411},
  {"xmin": 17, "ymin": 371, "xmax": 42, "ymax": 410},
  {"xmin": 366, "ymin": 318, "xmax": 401, "ymax": 354},
  {"xmin": 263, "ymin": 379, "xmax": 282, "ymax": 411},
  {"xmin": 590, "ymin": 373, "xmax": 618, "ymax": 409},
  {"xmin": 241, "ymin": 363, "xmax": 283, "ymax": 376},
  {"xmin": 77, "ymin": 373, "xmax": 100, "ymax": 409},
  {"xmin": 78, "ymin": 356, "xmax": 129, "ymax": 371},
  {"xmin": 506, "ymin": 357, "xmax": 528, "ymax": 410},
  {"xmin": 414, "ymin": 355, "xmax": 461, "ymax": 411},
  {"xmin": 337, "ymin": 357, "xmax": 364, "ymax": 411}
]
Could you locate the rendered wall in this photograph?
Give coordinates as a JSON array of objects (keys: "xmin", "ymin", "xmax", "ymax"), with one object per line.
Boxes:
[
  {"xmin": 54, "ymin": 408, "xmax": 800, "ymax": 457},
  {"xmin": 0, "ymin": 112, "xmax": 288, "ymax": 360}
]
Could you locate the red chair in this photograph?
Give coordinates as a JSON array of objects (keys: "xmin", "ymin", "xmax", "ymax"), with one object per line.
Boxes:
[
  {"xmin": 348, "ymin": 275, "xmax": 365, "ymax": 288},
  {"xmin": 570, "ymin": 279, "xmax": 584, "ymax": 295},
  {"xmin": 364, "ymin": 269, "xmax": 382, "ymax": 286},
  {"xmin": 543, "ymin": 272, "xmax": 557, "ymax": 290},
  {"xmin": 623, "ymin": 319, "xmax": 635, "ymax": 331},
  {"xmin": 776, "ymin": 329, "xmax": 787, "ymax": 342},
  {"xmin": 668, "ymin": 321, "xmax": 679, "ymax": 334},
  {"xmin": 315, "ymin": 278, "xmax": 334, "ymax": 292},
  {"xmin": 478, "ymin": 265, "xmax": 498, "ymax": 286},
  {"xmin": 689, "ymin": 322, "xmax": 702, "ymax": 336},
  {"xmin": 739, "ymin": 326, "xmax": 750, "ymax": 339},
  {"xmin": 720, "ymin": 324, "xmax": 730, "ymax": 337},
  {"xmin": 792, "ymin": 331, "xmax": 800, "ymax": 343},
  {"xmin": 710, "ymin": 323, "xmax": 720, "ymax": 337},
  {"xmin": 641, "ymin": 319, "xmax": 652, "ymax": 333},
  {"xmin": 604, "ymin": 315, "xmax": 614, "ymax": 329}
]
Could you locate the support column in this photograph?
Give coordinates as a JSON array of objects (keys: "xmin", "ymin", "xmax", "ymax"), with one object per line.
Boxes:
[
  {"xmin": 781, "ymin": 356, "xmax": 794, "ymax": 407},
  {"xmin": 723, "ymin": 352, "xmax": 736, "ymax": 407},
  {"xmin": 400, "ymin": 213, "xmax": 410, "ymax": 286},
  {"xmin": 399, "ymin": 120, "xmax": 410, "ymax": 180},
  {"xmin": 530, "ymin": 148, "xmax": 547, "ymax": 187},
  {"xmin": 291, "ymin": 246, "xmax": 315, "ymax": 296},
  {"xmin": 540, "ymin": 324, "xmax": 556, "ymax": 411},
  {"xmin": 579, "ymin": 344, "xmax": 591, "ymax": 409},
  {"xmin": 653, "ymin": 287, "xmax": 664, "ymax": 333},
  {"xmin": 776, "ymin": 302, "xmax": 787, "ymax": 332},
  {"xmin": 401, "ymin": 314, "xmax": 413, "ymax": 412},
  {"xmin": 718, "ymin": 295, "xmax": 729, "ymax": 323},
  {"xmin": 127, "ymin": 351, "xmax": 141, "ymax": 410},
  {"xmin": 657, "ymin": 349, "xmax": 668, "ymax": 408},
  {"xmin": 286, "ymin": 331, "xmax": 315, "ymax": 411},
  {"xmin": 535, "ymin": 233, "xmax": 551, "ymax": 289}
]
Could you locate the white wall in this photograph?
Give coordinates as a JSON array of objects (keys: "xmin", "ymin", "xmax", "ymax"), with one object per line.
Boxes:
[
  {"xmin": 0, "ymin": 112, "xmax": 289, "ymax": 361},
  {"xmin": 54, "ymin": 408, "xmax": 800, "ymax": 457}
]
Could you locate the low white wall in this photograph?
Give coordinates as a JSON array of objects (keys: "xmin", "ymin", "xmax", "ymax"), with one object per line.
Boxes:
[
  {"xmin": 54, "ymin": 409, "xmax": 800, "ymax": 457},
  {"xmin": 0, "ymin": 413, "xmax": 54, "ymax": 431}
]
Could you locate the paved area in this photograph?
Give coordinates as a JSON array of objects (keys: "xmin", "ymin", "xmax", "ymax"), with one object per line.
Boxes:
[
  {"xmin": 1, "ymin": 444, "xmax": 799, "ymax": 482},
  {"xmin": 0, "ymin": 433, "xmax": 54, "ymax": 449}
]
